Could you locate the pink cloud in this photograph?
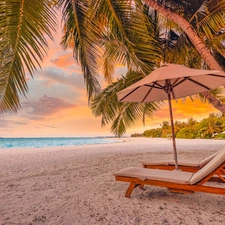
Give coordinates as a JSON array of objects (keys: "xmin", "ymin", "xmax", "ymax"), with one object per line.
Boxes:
[
  {"xmin": 22, "ymin": 95, "xmax": 76, "ymax": 117},
  {"xmin": 35, "ymin": 67, "xmax": 85, "ymax": 90}
]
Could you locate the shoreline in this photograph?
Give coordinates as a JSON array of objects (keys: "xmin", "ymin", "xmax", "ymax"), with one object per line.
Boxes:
[
  {"xmin": 0, "ymin": 137, "xmax": 126, "ymax": 150},
  {"xmin": 1, "ymin": 136, "xmax": 225, "ymax": 151},
  {"xmin": 1, "ymin": 138, "xmax": 225, "ymax": 224}
]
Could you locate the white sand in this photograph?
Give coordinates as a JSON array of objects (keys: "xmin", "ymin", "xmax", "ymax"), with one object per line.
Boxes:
[{"xmin": 0, "ymin": 138, "xmax": 225, "ymax": 225}]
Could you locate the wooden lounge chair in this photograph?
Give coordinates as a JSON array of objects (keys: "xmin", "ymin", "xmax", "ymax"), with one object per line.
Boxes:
[
  {"xmin": 142, "ymin": 151, "xmax": 219, "ymax": 172},
  {"xmin": 114, "ymin": 149, "xmax": 225, "ymax": 198}
]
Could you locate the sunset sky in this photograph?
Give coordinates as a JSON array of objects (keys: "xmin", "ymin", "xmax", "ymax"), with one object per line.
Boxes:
[{"xmin": 0, "ymin": 18, "xmax": 218, "ymax": 138}]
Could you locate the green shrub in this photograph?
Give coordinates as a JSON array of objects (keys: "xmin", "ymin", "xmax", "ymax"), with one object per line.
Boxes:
[
  {"xmin": 176, "ymin": 128, "xmax": 196, "ymax": 139},
  {"xmin": 214, "ymin": 133, "xmax": 225, "ymax": 139}
]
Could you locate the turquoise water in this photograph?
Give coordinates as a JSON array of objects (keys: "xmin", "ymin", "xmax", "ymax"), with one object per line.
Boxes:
[{"xmin": 0, "ymin": 137, "xmax": 120, "ymax": 149}]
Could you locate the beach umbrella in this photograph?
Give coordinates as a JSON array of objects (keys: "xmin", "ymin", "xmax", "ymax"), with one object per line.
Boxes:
[{"xmin": 117, "ymin": 64, "xmax": 225, "ymax": 170}]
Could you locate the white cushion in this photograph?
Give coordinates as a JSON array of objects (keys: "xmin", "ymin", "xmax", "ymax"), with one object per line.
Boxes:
[
  {"xmin": 142, "ymin": 151, "xmax": 220, "ymax": 167},
  {"xmin": 114, "ymin": 167, "xmax": 194, "ymax": 184},
  {"xmin": 199, "ymin": 151, "xmax": 219, "ymax": 167},
  {"xmin": 190, "ymin": 148, "xmax": 225, "ymax": 184}
]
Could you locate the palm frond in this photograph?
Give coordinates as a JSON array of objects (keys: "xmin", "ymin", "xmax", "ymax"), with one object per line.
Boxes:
[
  {"xmin": 91, "ymin": 71, "xmax": 144, "ymax": 127},
  {"xmin": 199, "ymin": 86, "xmax": 225, "ymax": 103},
  {"xmin": 91, "ymin": 70, "xmax": 162, "ymax": 136},
  {"xmin": 167, "ymin": 33, "xmax": 202, "ymax": 68},
  {"xmin": 93, "ymin": 0, "xmax": 162, "ymax": 80},
  {"xmin": 111, "ymin": 101, "xmax": 161, "ymax": 137},
  {"xmin": 59, "ymin": 0, "xmax": 101, "ymax": 101},
  {"xmin": 196, "ymin": 0, "xmax": 225, "ymax": 39},
  {"xmin": 0, "ymin": 0, "xmax": 57, "ymax": 114}
]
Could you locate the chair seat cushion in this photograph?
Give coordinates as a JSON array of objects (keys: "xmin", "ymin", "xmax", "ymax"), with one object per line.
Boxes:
[{"xmin": 114, "ymin": 167, "xmax": 194, "ymax": 184}]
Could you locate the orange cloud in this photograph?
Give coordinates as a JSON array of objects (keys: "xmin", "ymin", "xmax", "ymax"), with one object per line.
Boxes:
[
  {"xmin": 126, "ymin": 98, "xmax": 218, "ymax": 135},
  {"xmin": 51, "ymin": 52, "xmax": 77, "ymax": 69}
]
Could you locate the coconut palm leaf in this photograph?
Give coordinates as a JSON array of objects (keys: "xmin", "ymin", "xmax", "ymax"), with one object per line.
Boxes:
[
  {"xmin": 198, "ymin": 86, "xmax": 225, "ymax": 104},
  {"xmin": 111, "ymin": 102, "xmax": 160, "ymax": 137},
  {"xmin": 146, "ymin": 0, "xmax": 225, "ymax": 66},
  {"xmin": 93, "ymin": 0, "xmax": 162, "ymax": 80},
  {"xmin": 91, "ymin": 71, "xmax": 162, "ymax": 136},
  {"xmin": 100, "ymin": 9, "xmax": 162, "ymax": 81},
  {"xmin": 59, "ymin": 0, "xmax": 101, "ymax": 101},
  {"xmin": 208, "ymin": 32, "xmax": 225, "ymax": 56},
  {"xmin": 193, "ymin": 0, "xmax": 225, "ymax": 38},
  {"xmin": 0, "ymin": 0, "xmax": 57, "ymax": 114},
  {"xmin": 167, "ymin": 33, "xmax": 202, "ymax": 68},
  {"xmin": 91, "ymin": 71, "xmax": 144, "ymax": 127},
  {"xmin": 59, "ymin": 0, "xmax": 162, "ymax": 99},
  {"xmin": 205, "ymin": 32, "xmax": 225, "ymax": 70},
  {"xmin": 176, "ymin": 0, "xmax": 225, "ymax": 54}
]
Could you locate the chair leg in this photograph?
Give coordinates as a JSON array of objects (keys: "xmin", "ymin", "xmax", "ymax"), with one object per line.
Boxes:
[
  {"xmin": 216, "ymin": 169, "xmax": 225, "ymax": 182},
  {"xmin": 218, "ymin": 174, "xmax": 225, "ymax": 182},
  {"xmin": 125, "ymin": 182, "xmax": 137, "ymax": 198}
]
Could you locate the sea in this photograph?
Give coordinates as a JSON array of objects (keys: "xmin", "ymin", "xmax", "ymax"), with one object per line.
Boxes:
[{"xmin": 0, "ymin": 137, "xmax": 122, "ymax": 149}]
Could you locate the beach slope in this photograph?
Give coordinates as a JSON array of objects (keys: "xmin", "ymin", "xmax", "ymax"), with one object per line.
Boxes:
[{"xmin": 0, "ymin": 138, "xmax": 225, "ymax": 225}]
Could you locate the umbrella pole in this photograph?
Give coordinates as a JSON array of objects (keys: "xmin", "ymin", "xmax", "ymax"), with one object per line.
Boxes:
[{"xmin": 167, "ymin": 93, "xmax": 179, "ymax": 170}]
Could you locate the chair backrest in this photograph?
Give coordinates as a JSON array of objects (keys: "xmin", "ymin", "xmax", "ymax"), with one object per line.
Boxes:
[
  {"xmin": 190, "ymin": 148, "xmax": 225, "ymax": 184},
  {"xmin": 199, "ymin": 151, "xmax": 220, "ymax": 167}
]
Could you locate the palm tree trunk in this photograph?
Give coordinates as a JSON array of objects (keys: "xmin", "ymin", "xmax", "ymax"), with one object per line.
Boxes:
[
  {"xmin": 201, "ymin": 91, "xmax": 225, "ymax": 112},
  {"xmin": 143, "ymin": 0, "xmax": 225, "ymax": 113}
]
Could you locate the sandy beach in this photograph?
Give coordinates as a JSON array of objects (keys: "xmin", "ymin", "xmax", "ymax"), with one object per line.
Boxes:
[{"xmin": 0, "ymin": 138, "xmax": 225, "ymax": 225}]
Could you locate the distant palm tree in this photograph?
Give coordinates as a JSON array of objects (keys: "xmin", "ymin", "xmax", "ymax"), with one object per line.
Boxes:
[
  {"xmin": 199, "ymin": 117, "xmax": 221, "ymax": 138},
  {"xmin": 173, "ymin": 121, "xmax": 185, "ymax": 135},
  {"xmin": 187, "ymin": 118, "xmax": 197, "ymax": 130}
]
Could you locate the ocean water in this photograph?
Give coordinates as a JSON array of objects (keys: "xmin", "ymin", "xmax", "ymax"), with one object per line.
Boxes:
[{"xmin": 0, "ymin": 137, "xmax": 121, "ymax": 149}]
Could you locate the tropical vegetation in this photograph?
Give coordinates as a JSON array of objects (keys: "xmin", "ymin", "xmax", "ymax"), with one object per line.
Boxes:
[
  {"xmin": 90, "ymin": 0, "xmax": 225, "ymax": 137},
  {"xmin": 131, "ymin": 113, "xmax": 225, "ymax": 139},
  {"xmin": 1, "ymin": 0, "xmax": 225, "ymax": 138}
]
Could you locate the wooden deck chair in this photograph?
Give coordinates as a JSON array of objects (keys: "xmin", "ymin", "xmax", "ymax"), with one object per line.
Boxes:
[
  {"xmin": 114, "ymin": 149, "xmax": 225, "ymax": 198},
  {"xmin": 142, "ymin": 151, "xmax": 219, "ymax": 172}
]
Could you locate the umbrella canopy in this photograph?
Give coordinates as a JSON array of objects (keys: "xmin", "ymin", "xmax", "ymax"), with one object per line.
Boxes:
[
  {"xmin": 117, "ymin": 64, "xmax": 225, "ymax": 170},
  {"xmin": 117, "ymin": 64, "xmax": 225, "ymax": 102}
]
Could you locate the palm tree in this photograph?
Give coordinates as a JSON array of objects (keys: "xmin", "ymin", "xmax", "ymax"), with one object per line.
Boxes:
[
  {"xmin": 59, "ymin": 0, "xmax": 225, "ymax": 115},
  {"xmin": 173, "ymin": 121, "xmax": 185, "ymax": 135},
  {"xmin": 89, "ymin": 0, "xmax": 225, "ymax": 136},
  {"xmin": 59, "ymin": 0, "xmax": 165, "ymax": 136},
  {"xmin": 58, "ymin": 0, "xmax": 162, "ymax": 98},
  {"xmin": 160, "ymin": 121, "xmax": 171, "ymax": 138},
  {"xmin": 143, "ymin": 0, "xmax": 225, "ymax": 112},
  {"xmin": 2, "ymin": 0, "xmax": 225, "ymax": 137},
  {"xmin": 187, "ymin": 118, "xmax": 197, "ymax": 130},
  {"xmin": 144, "ymin": 0, "xmax": 224, "ymax": 70},
  {"xmin": 0, "ymin": 0, "xmax": 57, "ymax": 114},
  {"xmin": 199, "ymin": 117, "xmax": 221, "ymax": 138}
]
